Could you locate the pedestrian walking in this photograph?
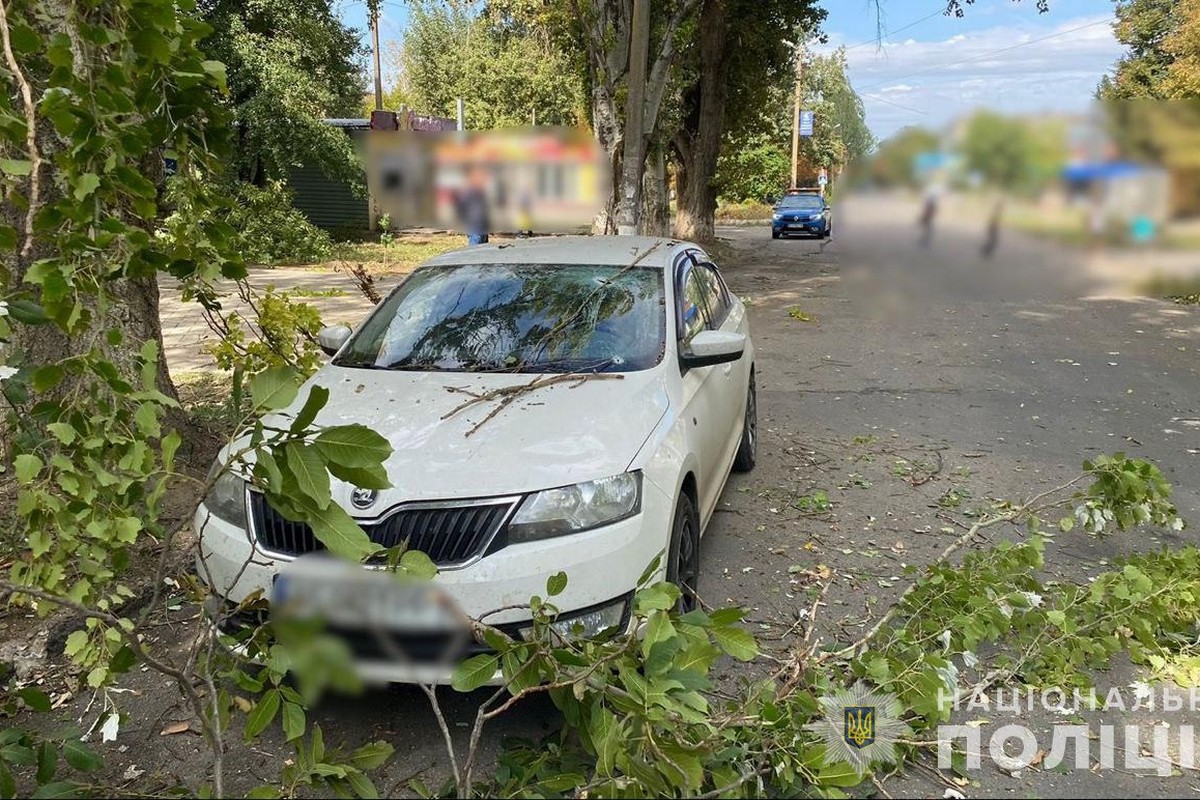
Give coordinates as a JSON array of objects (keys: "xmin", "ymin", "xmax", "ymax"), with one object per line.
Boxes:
[
  {"xmin": 454, "ymin": 166, "xmax": 491, "ymax": 245},
  {"xmin": 919, "ymin": 184, "xmax": 941, "ymax": 247},
  {"xmin": 981, "ymin": 199, "xmax": 1003, "ymax": 259}
]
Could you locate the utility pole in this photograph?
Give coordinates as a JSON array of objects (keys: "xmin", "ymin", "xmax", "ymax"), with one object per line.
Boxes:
[
  {"xmin": 370, "ymin": 6, "xmax": 383, "ymax": 111},
  {"xmin": 456, "ymin": 98, "xmax": 465, "ymax": 131},
  {"xmin": 790, "ymin": 44, "xmax": 803, "ymax": 189}
]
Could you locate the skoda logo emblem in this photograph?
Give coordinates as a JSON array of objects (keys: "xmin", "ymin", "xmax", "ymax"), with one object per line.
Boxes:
[{"xmin": 350, "ymin": 488, "xmax": 378, "ymax": 510}]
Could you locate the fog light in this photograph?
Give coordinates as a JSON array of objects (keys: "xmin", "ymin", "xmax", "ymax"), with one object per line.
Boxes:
[{"xmin": 518, "ymin": 597, "xmax": 628, "ymax": 642}]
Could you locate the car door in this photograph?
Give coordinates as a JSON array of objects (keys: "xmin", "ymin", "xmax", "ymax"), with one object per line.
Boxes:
[
  {"xmin": 675, "ymin": 257, "xmax": 725, "ymax": 523},
  {"xmin": 694, "ymin": 258, "xmax": 749, "ymax": 482}
]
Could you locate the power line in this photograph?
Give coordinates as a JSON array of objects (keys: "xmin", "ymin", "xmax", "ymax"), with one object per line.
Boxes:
[
  {"xmin": 854, "ymin": 17, "xmax": 1111, "ymax": 94},
  {"xmin": 860, "ymin": 91, "xmax": 928, "ymax": 115},
  {"xmin": 841, "ymin": 4, "xmax": 950, "ymax": 53}
]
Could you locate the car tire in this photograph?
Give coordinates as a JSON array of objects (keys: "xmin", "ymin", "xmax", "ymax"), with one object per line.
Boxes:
[
  {"xmin": 732, "ymin": 371, "xmax": 757, "ymax": 473},
  {"xmin": 666, "ymin": 491, "xmax": 701, "ymax": 613},
  {"xmin": 771, "ymin": 229, "xmax": 780, "ymax": 240}
]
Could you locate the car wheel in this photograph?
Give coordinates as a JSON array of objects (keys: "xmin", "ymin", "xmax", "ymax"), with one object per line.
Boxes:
[
  {"xmin": 732, "ymin": 371, "xmax": 757, "ymax": 473},
  {"xmin": 666, "ymin": 491, "xmax": 701, "ymax": 613},
  {"xmin": 771, "ymin": 229, "xmax": 780, "ymax": 240}
]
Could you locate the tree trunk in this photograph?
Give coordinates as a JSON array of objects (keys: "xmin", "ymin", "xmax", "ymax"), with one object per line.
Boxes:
[
  {"xmin": 614, "ymin": 0, "xmax": 651, "ymax": 235},
  {"xmin": 642, "ymin": 143, "xmax": 670, "ymax": 236},
  {"xmin": 672, "ymin": 0, "xmax": 731, "ymax": 243}
]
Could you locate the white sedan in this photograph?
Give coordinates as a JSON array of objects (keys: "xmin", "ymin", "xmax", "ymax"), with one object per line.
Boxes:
[{"xmin": 195, "ymin": 236, "xmax": 756, "ymax": 683}]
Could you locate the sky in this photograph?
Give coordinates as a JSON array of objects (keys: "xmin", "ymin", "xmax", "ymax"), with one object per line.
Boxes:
[
  {"xmin": 815, "ymin": 0, "xmax": 1124, "ymax": 140},
  {"xmin": 335, "ymin": 0, "xmax": 1126, "ymax": 142}
]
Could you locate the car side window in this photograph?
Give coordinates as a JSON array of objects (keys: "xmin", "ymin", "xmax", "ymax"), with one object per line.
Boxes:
[
  {"xmin": 678, "ymin": 267, "xmax": 713, "ymax": 342},
  {"xmin": 698, "ymin": 264, "xmax": 731, "ymax": 326}
]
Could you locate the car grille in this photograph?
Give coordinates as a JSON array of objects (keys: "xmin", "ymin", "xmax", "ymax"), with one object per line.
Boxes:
[{"xmin": 247, "ymin": 492, "xmax": 516, "ymax": 566}]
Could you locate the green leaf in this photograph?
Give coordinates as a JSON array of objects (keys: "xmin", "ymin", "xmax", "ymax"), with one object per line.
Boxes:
[
  {"xmin": 31, "ymin": 366, "xmax": 64, "ymax": 393},
  {"xmin": 133, "ymin": 403, "xmax": 160, "ymax": 438},
  {"xmin": 5, "ymin": 299, "xmax": 49, "ymax": 325},
  {"xmin": 244, "ymin": 787, "xmax": 281, "ymax": 800},
  {"xmin": 546, "ymin": 571, "xmax": 567, "ymax": 597},
  {"xmin": 313, "ymin": 426, "xmax": 392, "ymax": 469},
  {"xmin": 281, "ymin": 701, "xmax": 305, "ymax": 742},
  {"xmin": 284, "ymin": 443, "xmax": 330, "ymax": 510},
  {"xmin": 398, "ymin": 549, "xmax": 437, "ymax": 580},
  {"xmin": 349, "ymin": 741, "xmax": 394, "ymax": 771},
  {"xmin": 244, "ymin": 689, "xmax": 281, "ymax": 740},
  {"xmin": 0, "ymin": 159, "xmax": 32, "ymax": 176},
  {"xmin": 709, "ymin": 625, "xmax": 758, "ymax": 662},
  {"xmin": 345, "ymin": 771, "xmax": 378, "ymax": 799},
  {"xmin": 642, "ymin": 610, "xmax": 676, "ymax": 661},
  {"xmin": 302, "ymin": 502, "xmax": 380, "ymax": 562},
  {"xmin": 249, "ymin": 367, "xmax": 299, "ymax": 411},
  {"xmin": 162, "ymin": 431, "xmax": 181, "ymax": 472},
  {"xmin": 45, "ymin": 423, "xmax": 75, "ymax": 445},
  {"xmin": 289, "ymin": 385, "xmax": 329, "ymax": 433},
  {"xmin": 17, "ymin": 688, "xmax": 51, "ymax": 712},
  {"xmin": 35, "ymin": 742, "xmax": 56, "ymax": 784},
  {"xmin": 30, "ymin": 781, "xmax": 77, "ymax": 799},
  {"xmin": 326, "ymin": 461, "xmax": 391, "ymax": 490},
  {"xmin": 14, "ymin": 454, "xmax": 42, "ymax": 483},
  {"xmin": 450, "ymin": 654, "xmax": 499, "ymax": 692},
  {"xmin": 61, "ymin": 740, "xmax": 102, "ymax": 773},
  {"xmin": 73, "ymin": 173, "xmax": 101, "ymax": 201}
]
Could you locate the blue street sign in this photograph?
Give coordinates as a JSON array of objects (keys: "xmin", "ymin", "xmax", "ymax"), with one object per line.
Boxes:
[{"xmin": 799, "ymin": 110, "xmax": 815, "ymax": 137}]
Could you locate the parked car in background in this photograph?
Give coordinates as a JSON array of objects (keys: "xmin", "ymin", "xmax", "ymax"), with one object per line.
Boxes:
[
  {"xmin": 772, "ymin": 193, "xmax": 832, "ymax": 239},
  {"xmin": 196, "ymin": 236, "xmax": 757, "ymax": 684}
]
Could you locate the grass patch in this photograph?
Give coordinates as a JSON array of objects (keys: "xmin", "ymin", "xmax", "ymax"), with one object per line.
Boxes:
[
  {"xmin": 1139, "ymin": 274, "xmax": 1200, "ymax": 305},
  {"xmin": 323, "ymin": 233, "xmax": 464, "ymax": 275},
  {"xmin": 716, "ymin": 201, "xmax": 774, "ymax": 221},
  {"xmin": 175, "ymin": 370, "xmax": 237, "ymax": 435},
  {"xmin": 787, "ymin": 306, "xmax": 816, "ymax": 322}
]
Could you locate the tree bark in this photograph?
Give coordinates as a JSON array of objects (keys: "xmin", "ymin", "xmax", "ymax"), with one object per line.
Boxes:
[
  {"xmin": 614, "ymin": 0, "xmax": 650, "ymax": 235},
  {"xmin": 673, "ymin": 0, "xmax": 731, "ymax": 243},
  {"xmin": 641, "ymin": 142, "xmax": 670, "ymax": 236}
]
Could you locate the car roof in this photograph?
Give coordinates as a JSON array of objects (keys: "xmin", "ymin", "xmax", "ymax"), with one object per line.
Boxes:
[{"xmin": 422, "ymin": 235, "xmax": 694, "ymax": 269}]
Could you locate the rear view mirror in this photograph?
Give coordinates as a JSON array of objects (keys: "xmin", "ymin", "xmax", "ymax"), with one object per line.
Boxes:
[
  {"xmin": 680, "ymin": 330, "xmax": 745, "ymax": 369},
  {"xmin": 317, "ymin": 325, "xmax": 352, "ymax": 356}
]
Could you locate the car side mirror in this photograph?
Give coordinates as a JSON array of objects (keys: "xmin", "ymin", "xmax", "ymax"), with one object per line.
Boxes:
[
  {"xmin": 317, "ymin": 325, "xmax": 352, "ymax": 356},
  {"xmin": 680, "ymin": 330, "xmax": 745, "ymax": 369}
]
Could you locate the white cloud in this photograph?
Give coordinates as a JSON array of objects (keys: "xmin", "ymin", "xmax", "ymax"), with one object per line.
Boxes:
[{"xmin": 818, "ymin": 13, "xmax": 1123, "ymax": 140}]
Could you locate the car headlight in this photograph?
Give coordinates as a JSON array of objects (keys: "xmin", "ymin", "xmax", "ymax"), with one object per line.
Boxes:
[
  {"xmin": 772, "ymin": 212, "xmax": 782, "ymax": 220},
  {"xmin": 202, "ymin": 460, "xmax": 247, "ymax": 527},
  {"xmin": 507, "ymin": 472, "xmax": 642, "ymax": 543},
  {"xmin": 517, "ymin": 596, "xmax": 629, "ymax": 642}
]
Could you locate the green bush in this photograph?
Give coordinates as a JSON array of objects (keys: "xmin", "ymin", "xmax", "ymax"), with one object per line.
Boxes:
[
  {"xmin": 226, "ymin": 181, "xmax": 333, "ymax": 265},
  {"xmin": 163, "ymin": 179, "xmax": 332, "ymax": 266}
]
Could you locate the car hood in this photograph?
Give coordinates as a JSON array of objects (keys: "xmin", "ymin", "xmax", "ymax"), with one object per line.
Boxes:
[{"xmin": 269, "ymin": 365, "xmax": 670, "ymax": 504}]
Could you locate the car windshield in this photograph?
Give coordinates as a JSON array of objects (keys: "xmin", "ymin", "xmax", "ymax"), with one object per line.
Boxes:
[
  {"xmin": 334, "ymin": 263, "xmax": 665, "ymax": 373},
  {"xmin": 778, "ymin": 195, "xmax": 823, "ymax": 210}
]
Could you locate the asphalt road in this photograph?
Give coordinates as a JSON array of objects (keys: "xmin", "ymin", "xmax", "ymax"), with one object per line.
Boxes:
[{"xmin": 44, "ymin": 199, "xmax": 1200, "ymax": 796}]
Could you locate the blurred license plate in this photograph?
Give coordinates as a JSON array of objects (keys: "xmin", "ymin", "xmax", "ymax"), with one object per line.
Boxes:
[{"xmin": 271, "ymin": 557, "xmax": 458, "ymax": 632}]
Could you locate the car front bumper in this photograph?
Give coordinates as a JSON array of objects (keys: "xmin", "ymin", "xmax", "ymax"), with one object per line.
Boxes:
[
  {"xmin": 193, "ymin": 478, "xmax": 673, "ymax": 684},
  {"xmin": 773, "ymin": 218, "xmax": 827, "ymax": 235}
]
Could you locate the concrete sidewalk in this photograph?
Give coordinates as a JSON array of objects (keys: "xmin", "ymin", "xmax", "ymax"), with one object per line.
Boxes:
[{"xmin": 159, "ymin": 268, "xmax": 402, "ymax": 374}]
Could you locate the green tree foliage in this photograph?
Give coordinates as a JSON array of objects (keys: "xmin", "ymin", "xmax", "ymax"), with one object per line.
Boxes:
[
  {"xmin": 1097, "ymin": 0, "xmax": 1183, "ymax": 100},
  {"xmin": 714, "ymin": 135, "xmax": 791, "ymax": 202},
  {"xmin": 400, "ymin": 2, "xmax": 586, "ymax": 129},
  {"xmin": 197, "ymin": 0, "xmax": 368, "ymax": 184},
  {"xmin": 866, "ymin": 126, "xmax": 941, "ymax": 188},
  {"xmin": 957, "ymin": 110, "xmax": 1065, "ymax": 194},
  {"xmin": 716, "ymin": 48, "xmax": 871, "ymax": 202}
]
